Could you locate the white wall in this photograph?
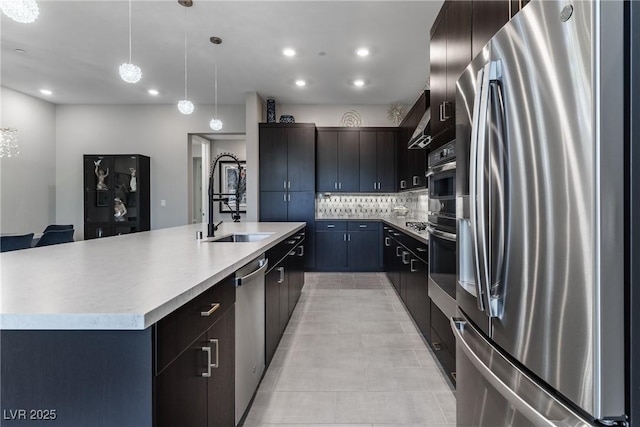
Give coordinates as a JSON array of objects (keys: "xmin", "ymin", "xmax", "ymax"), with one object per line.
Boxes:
[
  {"xmin": 245, "ymin": 92, "xmax": 263, "ymax": 222},
  {"xmin": 0, "ymin": 87, "xmax": 57, "ymax": 234},
  {"xmin": 55, "ymin": 104, "xmax": 245, "ymax": 239},
  {"xmin": 278, "ymin": 104, "xmax": 395, "ymax": 127}
]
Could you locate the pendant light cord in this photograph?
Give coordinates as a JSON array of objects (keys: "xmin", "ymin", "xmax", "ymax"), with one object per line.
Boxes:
[
  {"xmin": 184, "ymin": 7, "xmax": 188, "ymax": 99},
  {"xmin": 213, "ymin": 61, "xmax": 218, "ymax": 118},
  {"xmin": 128, "ymin": 0, "xmax": 132, "ymax": 63}
]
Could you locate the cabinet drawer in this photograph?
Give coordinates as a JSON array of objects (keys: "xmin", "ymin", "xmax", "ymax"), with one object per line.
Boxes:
[
  {"xmin": 316, "ymin": 221, "xmax": 347, "ymax": 231},
  {"xmin": 155, "ymin": 274, "xmax": 235, "ymax": 375},
  {"xmin": 347, "ymin": 221, "xmax": 380, "ymax": 231},
  {"xmin": 430, "ymin": 301, "xmax": 456, "ymax": 385}
]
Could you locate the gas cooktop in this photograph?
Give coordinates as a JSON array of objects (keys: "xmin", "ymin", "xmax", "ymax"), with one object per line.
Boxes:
[{"xmin": 405, "ymin": 221, "xmax": 428, "ymax": 231}]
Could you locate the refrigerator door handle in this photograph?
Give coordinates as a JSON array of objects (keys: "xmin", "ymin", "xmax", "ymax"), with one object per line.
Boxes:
[
  {"xmin": 469, "ymin": 66, "xmax": 484, "ymax": 310},
  {"xmin": 486, "ymin": 62, "xmax": 507, "ymax": 318},
  {"xmin": 471, "ymin": 63, "xmax": 493, "ymax": 313},
  {"xmin": 451, "ymin": 318, "xmax": 569, "ymax": 427}
]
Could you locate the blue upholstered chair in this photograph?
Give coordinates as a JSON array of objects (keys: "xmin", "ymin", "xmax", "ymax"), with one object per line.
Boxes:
[
  {"xmin": 0, "ymin": 233, "xmax": 35, "ymax": 252},
  {"xmin": 35, "ymin": 229, "xmax": 74, "ymax": 247},
  {"xmin": 43, "ymin": 224, "xmax": 74, "ymax": 233}
]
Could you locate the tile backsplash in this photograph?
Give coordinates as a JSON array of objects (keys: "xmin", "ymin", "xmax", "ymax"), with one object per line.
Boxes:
[{"xmin": 316, "ymin": 190, "xmax": 429, "ymax": 219}]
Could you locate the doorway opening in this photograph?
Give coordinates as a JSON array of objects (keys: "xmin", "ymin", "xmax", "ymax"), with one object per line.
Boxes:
[{"xmin": 187, "ymin": 133, "xmax": 246, "ymax": 225}]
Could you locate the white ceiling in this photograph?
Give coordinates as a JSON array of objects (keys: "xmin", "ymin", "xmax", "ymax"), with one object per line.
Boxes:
[{"xmin": 1, "ymin": 1, "xmax": 444, "ymax": 106}]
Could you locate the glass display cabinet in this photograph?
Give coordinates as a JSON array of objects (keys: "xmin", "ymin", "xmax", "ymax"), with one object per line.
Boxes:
[{"xmin": 83, "ymin": 154, "xmax": 150, "ymax": 239}]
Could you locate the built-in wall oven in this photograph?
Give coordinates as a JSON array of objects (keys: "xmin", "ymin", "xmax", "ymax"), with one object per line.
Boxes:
[{"xmin": 427, "ymin": 142, "xmax": 457, "ymax": 318}]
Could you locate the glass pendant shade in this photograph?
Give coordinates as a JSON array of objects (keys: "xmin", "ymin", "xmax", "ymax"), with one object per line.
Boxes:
[
  {"xmin": 0, "ymin": 0, "xmax": 39, "ymax": 23},
  {"xmin": 178, "ymin": 100, "xmax": 194, "ymax": 115},
  {"xmin": 209, "ymin": 119, "xmax": 223, "ymax": 131},
  {"xmin": 119, "ymin": 62, "xmax": 142, "ymax": 83},
  {"xmin": 0, "ymin": 128, "xmax": 20, "ymax": 158}
]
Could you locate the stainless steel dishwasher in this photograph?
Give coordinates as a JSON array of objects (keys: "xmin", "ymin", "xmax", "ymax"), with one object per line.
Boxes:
[{"xmin": 234, "ymin": 254, "xmax": 268, "ymax": 425}]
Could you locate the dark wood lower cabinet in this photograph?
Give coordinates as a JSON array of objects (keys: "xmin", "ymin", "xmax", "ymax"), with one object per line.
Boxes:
[
  {"xmin": 430, "ymin": 301, "xmax": 456, "ymax": 385},
  {"xmin": 156, "ymin": 307, "xmax": 235, "ymax": 427},
  {"xmin": 265, "ymin": 233, "xmax": 306, "ymax": 367},
  {"xmin": 315, "ymin": 221, "xmax": 382, "ymax": 271},
  {"xmin": 207, "ymin": 308, "xmax": 236, "ymax": 427}
]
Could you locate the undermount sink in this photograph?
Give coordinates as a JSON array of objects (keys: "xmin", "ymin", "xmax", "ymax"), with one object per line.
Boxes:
[{"xmin": 208, "ymin": 232, "xmax": 274, "ymax": 243}]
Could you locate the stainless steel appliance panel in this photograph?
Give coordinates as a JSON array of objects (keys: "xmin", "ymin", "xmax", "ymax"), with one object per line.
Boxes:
[
  {"xmin": 456, "ymin": 0, "xmax": 625, "ymax": 420},
  {"xmin": 452, "ymin": 317, "xmax": 592, "ymax": 427}
]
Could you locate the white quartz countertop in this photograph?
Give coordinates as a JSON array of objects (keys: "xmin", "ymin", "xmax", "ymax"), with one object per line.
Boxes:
[{"xmin": 0, "ymin": 222, "xmax": 305, "ymax": 331}]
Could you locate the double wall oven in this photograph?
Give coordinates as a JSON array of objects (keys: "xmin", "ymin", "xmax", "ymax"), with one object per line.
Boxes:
[{"xmin": 426, "ymin": 142, "xmax": 457, "ymax": 318}]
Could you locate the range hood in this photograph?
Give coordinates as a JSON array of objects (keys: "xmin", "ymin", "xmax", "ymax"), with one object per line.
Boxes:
[{"xmin": 408, "ymin": 107, "xmax": 432, "ymax": 149}]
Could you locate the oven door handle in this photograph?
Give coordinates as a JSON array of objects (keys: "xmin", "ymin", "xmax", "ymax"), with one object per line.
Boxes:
[
  {"xmin": 427, "ymin": 226, "xmax": 456, "ymax": 242},
  {"xmin": 426, "ymin": 161, "xmax": 457, "ymax": 178}
]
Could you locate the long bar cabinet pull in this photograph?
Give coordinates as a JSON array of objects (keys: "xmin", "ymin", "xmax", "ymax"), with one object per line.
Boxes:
[{"xmin": 201, "ymin": 303, "xmax": 221, "ymax": 317}]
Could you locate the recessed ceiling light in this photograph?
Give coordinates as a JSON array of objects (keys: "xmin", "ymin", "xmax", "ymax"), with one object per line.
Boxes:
[
  {"xmin": 295, "ymin": 80, "xmax": 306, "ymax": 87},
  {"xmin": 353, "ymin": 79, "xmax": 365, "ymax": 87},
  {"xmin": 148, "ymin": 89, "xmax": 159, "ymax": 96},
  {"xmin": 356, "ymin": 48, "xmax": 369, "ymax": 57},
  {"xmin": 283, "ymin": 48, "xmax": 296, "ymax": 57},
  {"xmin": 39, "ymin": 89, "xmax": 52, "ymax": 95}
]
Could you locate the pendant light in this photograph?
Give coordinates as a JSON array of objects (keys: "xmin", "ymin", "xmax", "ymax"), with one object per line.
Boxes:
[
  {"xmin": 119, "ymin": 0, "xmax": 142, "ymax": 84},
  {"xmin": 0, "ymin": 0, "xmax": 39, "ymax": 23},
  {"xmin": 0, "ymin": 127, "xmax": 19, "ymax": 158},
  {"xmin": 177, "ymin": 2, "xmax": 194, "ymax": 114},
  {"xmin": 209, "ymin": 36, "xmax": 223, "ymax": 131}
]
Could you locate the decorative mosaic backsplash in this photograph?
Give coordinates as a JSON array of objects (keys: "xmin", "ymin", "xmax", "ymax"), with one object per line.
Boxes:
[{"xmin": 315, "ymin": 190, "xmax": 429, "ymax": 219}]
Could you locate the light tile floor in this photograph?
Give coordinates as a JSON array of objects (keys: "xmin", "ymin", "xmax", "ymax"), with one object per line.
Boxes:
[{"xmin": 245, "ymin": 272, "xmax": 456, "ymax": 427}]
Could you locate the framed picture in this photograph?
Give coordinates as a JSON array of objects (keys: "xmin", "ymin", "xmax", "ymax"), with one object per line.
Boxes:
[{"xmin": 218, "ymin": 161, "xmax": 247, "ymax": 213}]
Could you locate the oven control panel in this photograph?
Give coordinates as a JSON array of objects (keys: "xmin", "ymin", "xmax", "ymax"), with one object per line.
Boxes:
[{"xmin": 428, "ymin": 142, "xmax": 456, "ymax": 167}]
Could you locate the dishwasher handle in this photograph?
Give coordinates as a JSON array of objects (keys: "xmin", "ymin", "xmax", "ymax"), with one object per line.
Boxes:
[{"xmin": 235, "ymin": 258, "xmax": 269, "ymax": 287}]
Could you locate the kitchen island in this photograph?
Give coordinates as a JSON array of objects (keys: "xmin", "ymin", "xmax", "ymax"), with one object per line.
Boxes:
[{"xmin": 0, "ymin": 222, "xmax": 305, "ymax": 426}]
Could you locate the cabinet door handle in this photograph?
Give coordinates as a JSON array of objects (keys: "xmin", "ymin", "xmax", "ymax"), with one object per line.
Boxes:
[
  {"xmin": 439, "ymin": 102, "xmax": 447, "ymax": 122},
  {"xmin": 327, "ymin": 224, "xmax": 335, "ymax": 228},
  {"xmin": 400, "ymin": 180, "xmax": 406, "ymax": 189},
  {"xmin": 410, "ymin": 259, "xmax": 418, "ymax": 273},
  {"xmin": 335, "ymin": 182, "xmax": 338, "ymax": 190},
  {"xmin": 413, "ymin": 176, "xmax": 419, "ymax": 186},
  {"xmin": 378, "ymin": 182, "xmax": 381, "ymax": 190},
  {"xmin": 339, "ymin": 182, "xmax": 342, "ymax": 190},
  {"xmin": 359, "ymin": 224, "xmax": 367, "ymax": 228},
  {"xmin": 402, "ymin": 251, "xmax": 410, "ymax": 264},
  {"xmin": 374, "ymin": 182, "xmax": 377, "ymax": 190},
  {"xmin": 417, "ymin": 247, "xmax": 427, "ymax": 253},
  {"xmin": 298, "ymin": 245, "xmax": 304, "ymax": 256},
  {"xmin": 287, "ymin": 240, "xmax": 296, "ymax": 244},
  {"xmin": 201, "ymin": 303, "xmax": 221, "ymax": 317},
  {"xmin": 396, "ymin": 246, "xmax": 403, "ymax": 256},
  {"xmin": 284, "ymin": 181, "xmax": 287, "ymax": 189},
  {"xmin": 287, "ymin": 181, "xmax": 291, "ymax": 189},
  {"xmin": 200, "ymin": 339, "xmax": 219, "ymax": 377},
  {"xmin": 277, "ymin": 267, "xmax": 285, "ymax": 283},
  {"xmin": 288, "ymin": 194, "xmax": 291, "ymax": 202},
  {"xmin": 283, "ymin": 194, "xmax": 287, "ymax": 202},
  {"xmin": 344, "ymin": 233, "xmax": 347, "ymax": 242},
  {"xmin": 348, "ymin": 233, "xmax": 351, "ymax": 241},
  {"xmin": 385, "ymin": 237, "xmax": 391, "ymax": 247},
  {"xmin": 442, "ymin": 102, "xmax": 451, "ymax": 120},
  {"xmin": 432, "ymin": 342, "xmax": 442, "ymax": 351}
]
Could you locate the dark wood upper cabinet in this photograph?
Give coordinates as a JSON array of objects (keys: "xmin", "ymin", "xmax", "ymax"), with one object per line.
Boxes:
[
  {"xmin": 359, "ymin": 129, "xmax": 397, "ymax": 192},
  {"xmin": 397, "ymin": 92, "xmax": 428, "ymax": 190},
  {"xmin": 259, "ymin": 123, "xmax": 315, "ymax": 192},
  {"xmin": 430, "ymin": 0, "xmax": 472, "ymax": 149},
  {"xmin": 472, "ymin": 0, "xmax": 510, "ymax": 58},
  {"xmin": 316, "ymin": 129, "xmax": 359, "ymax": 192}
]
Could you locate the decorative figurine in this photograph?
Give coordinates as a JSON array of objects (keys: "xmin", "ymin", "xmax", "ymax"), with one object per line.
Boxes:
[
  {"xmin": 129, "ymin": 167, "xmax": 137, "ymax": 192},
  {"xmin": 94, "ymin": 160, "xmax": 109, "ymax": 190},
  {"xmin": 114, "ymin": 197, "xmax": 127, "ymax": 221}
]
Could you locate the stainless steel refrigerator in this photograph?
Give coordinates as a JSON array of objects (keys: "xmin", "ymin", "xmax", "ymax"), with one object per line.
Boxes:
[{"xmin": 454, "ymin": 0, "xmax": 627, "ymax": 425}]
